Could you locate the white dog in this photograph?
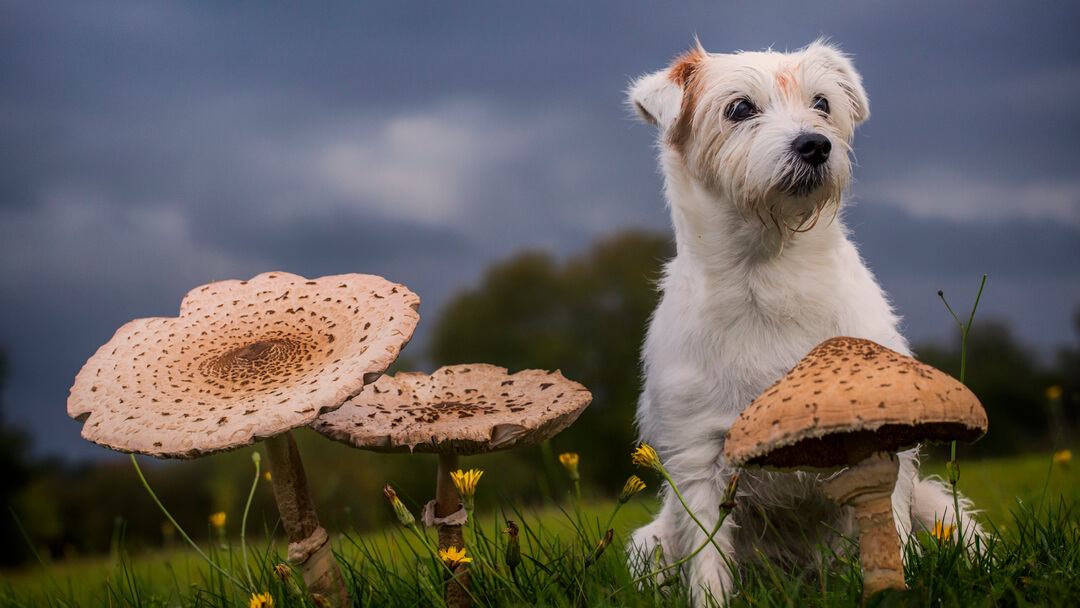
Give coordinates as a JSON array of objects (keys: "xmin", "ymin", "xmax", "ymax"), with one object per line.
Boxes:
[{"xmin": 628, "ymin": 40, "xmax": 980, "ymax": 605}]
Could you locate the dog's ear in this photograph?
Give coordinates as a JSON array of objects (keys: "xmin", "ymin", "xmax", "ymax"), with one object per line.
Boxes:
[
  {"xmin": 806, "ymin": 41, "xmax": 870, "ymax": 125},
  {"xmin": 629, "ymin": 48, "xmax": 704, "ymax": 131},
  {"xmin": 629, "ymin": 70, "xmax": 683, "ymax": 129}
]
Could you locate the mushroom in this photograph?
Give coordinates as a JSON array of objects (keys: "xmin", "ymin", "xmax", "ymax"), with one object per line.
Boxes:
[
  {"xmin": 722, "ymin": 336, "xmax": 987, "ymax": 599},
  {"xmin": 312, "ymin": 364, "xmax": 592, "ymax": 605},
  {"xmin": 68, "ymin": 271, "xmax": 420, "ymax": 606}
]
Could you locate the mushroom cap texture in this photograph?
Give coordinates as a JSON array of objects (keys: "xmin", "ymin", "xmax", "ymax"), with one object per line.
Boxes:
[
  {"xmin": 68, "ymin": 272, "xmax": 420, "ymax": 459},
  {"xmin": 311, "ymin": 364, "xmax": 592, "ymax": 455},
  {"xmin": 724, "ymin": 337, "xmax": 987, "ymax": 470}
]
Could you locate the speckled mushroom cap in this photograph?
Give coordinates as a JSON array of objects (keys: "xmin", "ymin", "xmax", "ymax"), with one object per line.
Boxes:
[
  {"xmin": 311, "ymin": 364, "xmax": 592, "ymax": 455},
  {"xmin": 68, "ymin": 271, "xmax": 420, "ymax": 459},
  {"xmin": 724, "ymin": 337, "xmax": 987, "ymax": 470}
]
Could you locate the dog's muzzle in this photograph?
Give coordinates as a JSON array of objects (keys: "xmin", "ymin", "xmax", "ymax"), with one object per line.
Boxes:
[
  {"xmin": 781, "ymin": 133, "xmax": 833, "ymax": 197},
  {"xmin": 792, "ymin": 133, "xmax": 832, "ymax": 166}
]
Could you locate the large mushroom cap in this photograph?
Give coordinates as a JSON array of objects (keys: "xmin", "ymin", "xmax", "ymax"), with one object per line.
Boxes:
[
  {"xmin": 68, "ymin": 272, "xmax": 420, "ymax": 459},
  {"xmin": 311, "ymin": 364, "xmax": 592, "ymax": 455},
  {"xmin": 724, "ymin": 337, "xmax": 987, "ymax": 470}
]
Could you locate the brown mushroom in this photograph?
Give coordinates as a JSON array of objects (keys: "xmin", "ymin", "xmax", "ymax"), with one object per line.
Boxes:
[
  {"xmin": 723, "ymin": 336, "xmax": 987, "ymax": 599},
  {"xmin": 312, "ymin": 364, "xmax": 592, "ymax": 605},
  {"xmin": 68, "ymin": 271, "xmax": 420, "ymax": 606}
]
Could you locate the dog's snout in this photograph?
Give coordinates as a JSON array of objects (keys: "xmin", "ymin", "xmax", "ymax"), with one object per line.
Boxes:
[{"xmin": 793, "ymin": 133, "xmax": 832, "ymax": 166}]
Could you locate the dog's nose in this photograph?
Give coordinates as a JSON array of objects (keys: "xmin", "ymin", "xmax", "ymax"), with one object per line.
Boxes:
[{"xmin": 792, "ymin": 133, "xmax": 832, "ymax": 166}]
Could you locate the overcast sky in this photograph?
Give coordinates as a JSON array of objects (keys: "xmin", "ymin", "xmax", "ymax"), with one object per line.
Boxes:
[{"xmin": 2, "ymin": 2, "xmax": 1078, "ymax": 461}]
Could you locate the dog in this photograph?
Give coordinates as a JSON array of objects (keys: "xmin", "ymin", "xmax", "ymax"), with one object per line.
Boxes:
[{"xmin": 627, "ymin": 40, "xmax": 981, "ymax": 605}]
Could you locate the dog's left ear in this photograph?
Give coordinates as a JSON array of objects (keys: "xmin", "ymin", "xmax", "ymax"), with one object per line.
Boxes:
[{"xmin": 806, "ymin": 41, "xmax": 870, "ymax": 124}]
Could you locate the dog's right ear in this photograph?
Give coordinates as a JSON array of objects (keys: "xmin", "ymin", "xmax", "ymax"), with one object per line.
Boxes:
[
  {"xmin": 629, "ymin": 49, "xmax": 703, "ymax": 131},
  {"xmin": 629, "ymin": 71, "xmax": 683, "ymax": 129}
]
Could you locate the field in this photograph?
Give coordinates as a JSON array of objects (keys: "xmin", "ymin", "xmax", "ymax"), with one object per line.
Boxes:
[{"xmin": 1, "ymin": 451, "xmax": 1078, "ymax": 607}]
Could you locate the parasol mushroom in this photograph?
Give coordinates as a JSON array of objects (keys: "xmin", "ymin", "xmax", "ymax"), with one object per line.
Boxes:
[
  {"xmin": 68, "ymin": 271, "xmax": 420, "ymax": 606},
  {"xmin": 312, "ymin": 363, "xmax": 592, "ymax": 605},
  {"xmin": 723, "ymin": 336, "xmax": 987, "ymax": 599}
]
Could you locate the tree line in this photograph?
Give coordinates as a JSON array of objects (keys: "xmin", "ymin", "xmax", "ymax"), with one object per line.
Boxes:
[{"xmin": 1, "ymin": 230, "xmax": 1077, "ymax": 565}]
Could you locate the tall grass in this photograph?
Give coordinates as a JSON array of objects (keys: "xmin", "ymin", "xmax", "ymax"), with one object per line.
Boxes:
[{"xmin": 3, "ymin": 451, "xmax": 1078, "ymax": 607}]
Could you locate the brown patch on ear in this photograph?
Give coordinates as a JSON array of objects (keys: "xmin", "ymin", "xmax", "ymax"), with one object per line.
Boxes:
[
  {"xmin": 666, "ymin": 49, "xmax": 704, "ymax": 151},
  {"xmin": 668, "ymin": 48, "xmax": 704, "ymax": 87}
]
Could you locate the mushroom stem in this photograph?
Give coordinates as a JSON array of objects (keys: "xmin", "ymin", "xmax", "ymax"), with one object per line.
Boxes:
[
  {"xmin": 264, "ymin": 431, "xmax": 349, "ymax": 606},
  {"xmin": 821, "ymin": 451, "xmax": 905, "ymax": 600},
  {"xmin": 434, "ymin": 451, "xmax": 470, "ymax": 608}
]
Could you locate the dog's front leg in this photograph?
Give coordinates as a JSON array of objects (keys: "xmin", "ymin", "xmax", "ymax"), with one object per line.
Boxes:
[{"xmin": 670, "ymin": 474, "xmax": 739, "ymax": 607}]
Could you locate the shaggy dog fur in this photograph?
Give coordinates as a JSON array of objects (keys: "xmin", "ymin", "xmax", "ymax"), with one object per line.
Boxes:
[{"xmin": 627, "ymin": 40, "xmax": 981, "ymax": 605}]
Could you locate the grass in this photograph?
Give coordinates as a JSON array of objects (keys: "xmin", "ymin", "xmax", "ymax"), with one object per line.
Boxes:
[{"xmin": 2, "ymin": 451, "xmax": 1078, "ymax": 607}]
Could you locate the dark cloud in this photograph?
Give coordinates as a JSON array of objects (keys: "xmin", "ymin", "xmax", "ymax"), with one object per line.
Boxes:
[
  {"xmin": 847, "ymin": 202, "xmax": 1080, "ymax": 280},
  {"xmin": 1, "ymin": 1, "xmax": 1077, "ymax": 461}
]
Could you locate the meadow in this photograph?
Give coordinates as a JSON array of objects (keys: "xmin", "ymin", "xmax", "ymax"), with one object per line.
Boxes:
[{"xmin": 2, "ymin": 450, "xmax": 1077, "ymax": 608}]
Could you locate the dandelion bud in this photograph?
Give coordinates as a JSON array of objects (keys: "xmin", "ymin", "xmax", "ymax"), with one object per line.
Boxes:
[
  {"xmin": 721, "ymin": 472, "xmax": 740, "ymax": 510},
  {"xmin": 946, "ymin": 460, "xmax": 960, "ymax": 486},
  {"xmin": 272, "ymin": 562, "xmax": 301, "ymax": 598},
  {"xmin": 584, "ymin": 529, "xmax": 614, "ymax": 567},
  {"xmin": 504, "ymin": 520, "xmax": 521, "ymax": 572},
  {"xmin": 383, "ymin": 484, "xmax": 415, "ymax": 527},
  {"xmin": 619, "ymin": 475, "xmax": 646, "ymax": 504},
  {"xmin": 559, "ymin": 453, "xmax": 580, "ymax": 481},
  {"xmin": 631, "ymin": 443, "xmax": 663, "ymax": 473}
]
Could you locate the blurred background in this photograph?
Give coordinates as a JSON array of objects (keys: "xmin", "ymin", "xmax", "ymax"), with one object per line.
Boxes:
[{"xmin": 1, "ymin": 2, "xmax": 1078, "ymax": 567}]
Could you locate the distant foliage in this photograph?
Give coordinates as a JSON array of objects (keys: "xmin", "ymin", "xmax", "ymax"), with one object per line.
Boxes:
[
  {"xmin": 430, "ymin": 231, "xmax": 674, "ymax": 493},
  {"xmin": 0, "ymin": 347, "xmax": 33, "ymax": 565},
  {"xmin": 915, "ymin": 315, "xmax": 1079, "ymax": 458}
]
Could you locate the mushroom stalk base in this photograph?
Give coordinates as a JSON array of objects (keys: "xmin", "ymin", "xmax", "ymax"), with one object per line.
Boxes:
[
  {"xmin": 265, "ymin": 431, "xmax": 349, "ymax": 607},
  {"xmin": 821, "ymin": 451, "xmax": 905, "ymax": 600},
  {"xmin": 435, "ymin": 452, "xmax": 470, "ymax": 608}
]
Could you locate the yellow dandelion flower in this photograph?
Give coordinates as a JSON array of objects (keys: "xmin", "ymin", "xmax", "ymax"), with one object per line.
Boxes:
[
  {"xmin": 558, "ymin": 453, "xmax": 580, "ymax": 480},
  {"xmin": 931, "ymin": 520, "xmax": 955, "ymax": 543},
  {"xmin": 209, "ymin": 512, "xmax": 226, "ymax": 529},
  {"xmin": 1046, "ymin": 385, "xmax": 1063, "ymax": 400},
  {"xmin": 631, "ymin": 443, "xmax": 663, "ymax": 472},
  {"xmin": 1054, "ymin": 449, "xmax": 1072, "ymax": 465},
  {"xmin": 439, "ymin": 545, "xmax": 473, "ymax": 568},
  {"xmin": 249, "ymin": 592, "xmax": 273, "ymax": 608},
  {"xmin": 450, "ymin": 469, "xmax": 483, "ymax": 510},
  {"xmin": 264, "ymin": 471, "xmax": 272, "ymax": 482},
  {"xmin": 618, "ymin": 475, "xmax": 646, "ymax": 504}
]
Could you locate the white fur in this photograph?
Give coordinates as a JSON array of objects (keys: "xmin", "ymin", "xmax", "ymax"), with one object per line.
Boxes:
[{"xmin": 627, "ymin": 41, "xmax": 981, "ymax": 605}]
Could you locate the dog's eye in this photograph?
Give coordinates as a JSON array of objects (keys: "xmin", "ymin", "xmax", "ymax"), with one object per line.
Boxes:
[
  {"xmin": 811, "ymin": 96, "xmax": 830, "ymax": 115},
  {"xmin": 726, "ymin": 99, "xmax": 759, "ymax": 122}
]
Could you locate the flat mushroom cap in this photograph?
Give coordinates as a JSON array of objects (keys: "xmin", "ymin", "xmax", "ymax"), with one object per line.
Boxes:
[
  {"xmin": 724, "ymin": 337, "xmax": 987, "ymax": 470},
  {"xmin": 68, "ymin": 272, "xmax": 420, "ymax": 459},
  {"xmin": 311, "ymin": 364, "xmax": 592, "ymax": 455}
]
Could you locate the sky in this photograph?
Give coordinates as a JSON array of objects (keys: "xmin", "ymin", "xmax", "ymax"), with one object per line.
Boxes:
[{"xmin": 1, "ymin": 2, "xmax": 1078, "ymax": 462}]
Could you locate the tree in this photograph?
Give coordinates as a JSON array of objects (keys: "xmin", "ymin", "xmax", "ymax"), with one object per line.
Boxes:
[
  {"xmin": 915, "ymin": 320, "xmax": 1056, "ymax": 457},
  {"xmin": 0, "ymin": 347, "xmax": 33, "ymax": 565},
  {"xmin": 430, "ymin": 231, "xmax": 673, "ymax": 493}
]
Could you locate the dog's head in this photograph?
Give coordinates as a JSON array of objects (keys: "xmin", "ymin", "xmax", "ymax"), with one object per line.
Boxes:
[{"xmin": 630, "ymin": 40, "xmax": 869, "ymax": 233}]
